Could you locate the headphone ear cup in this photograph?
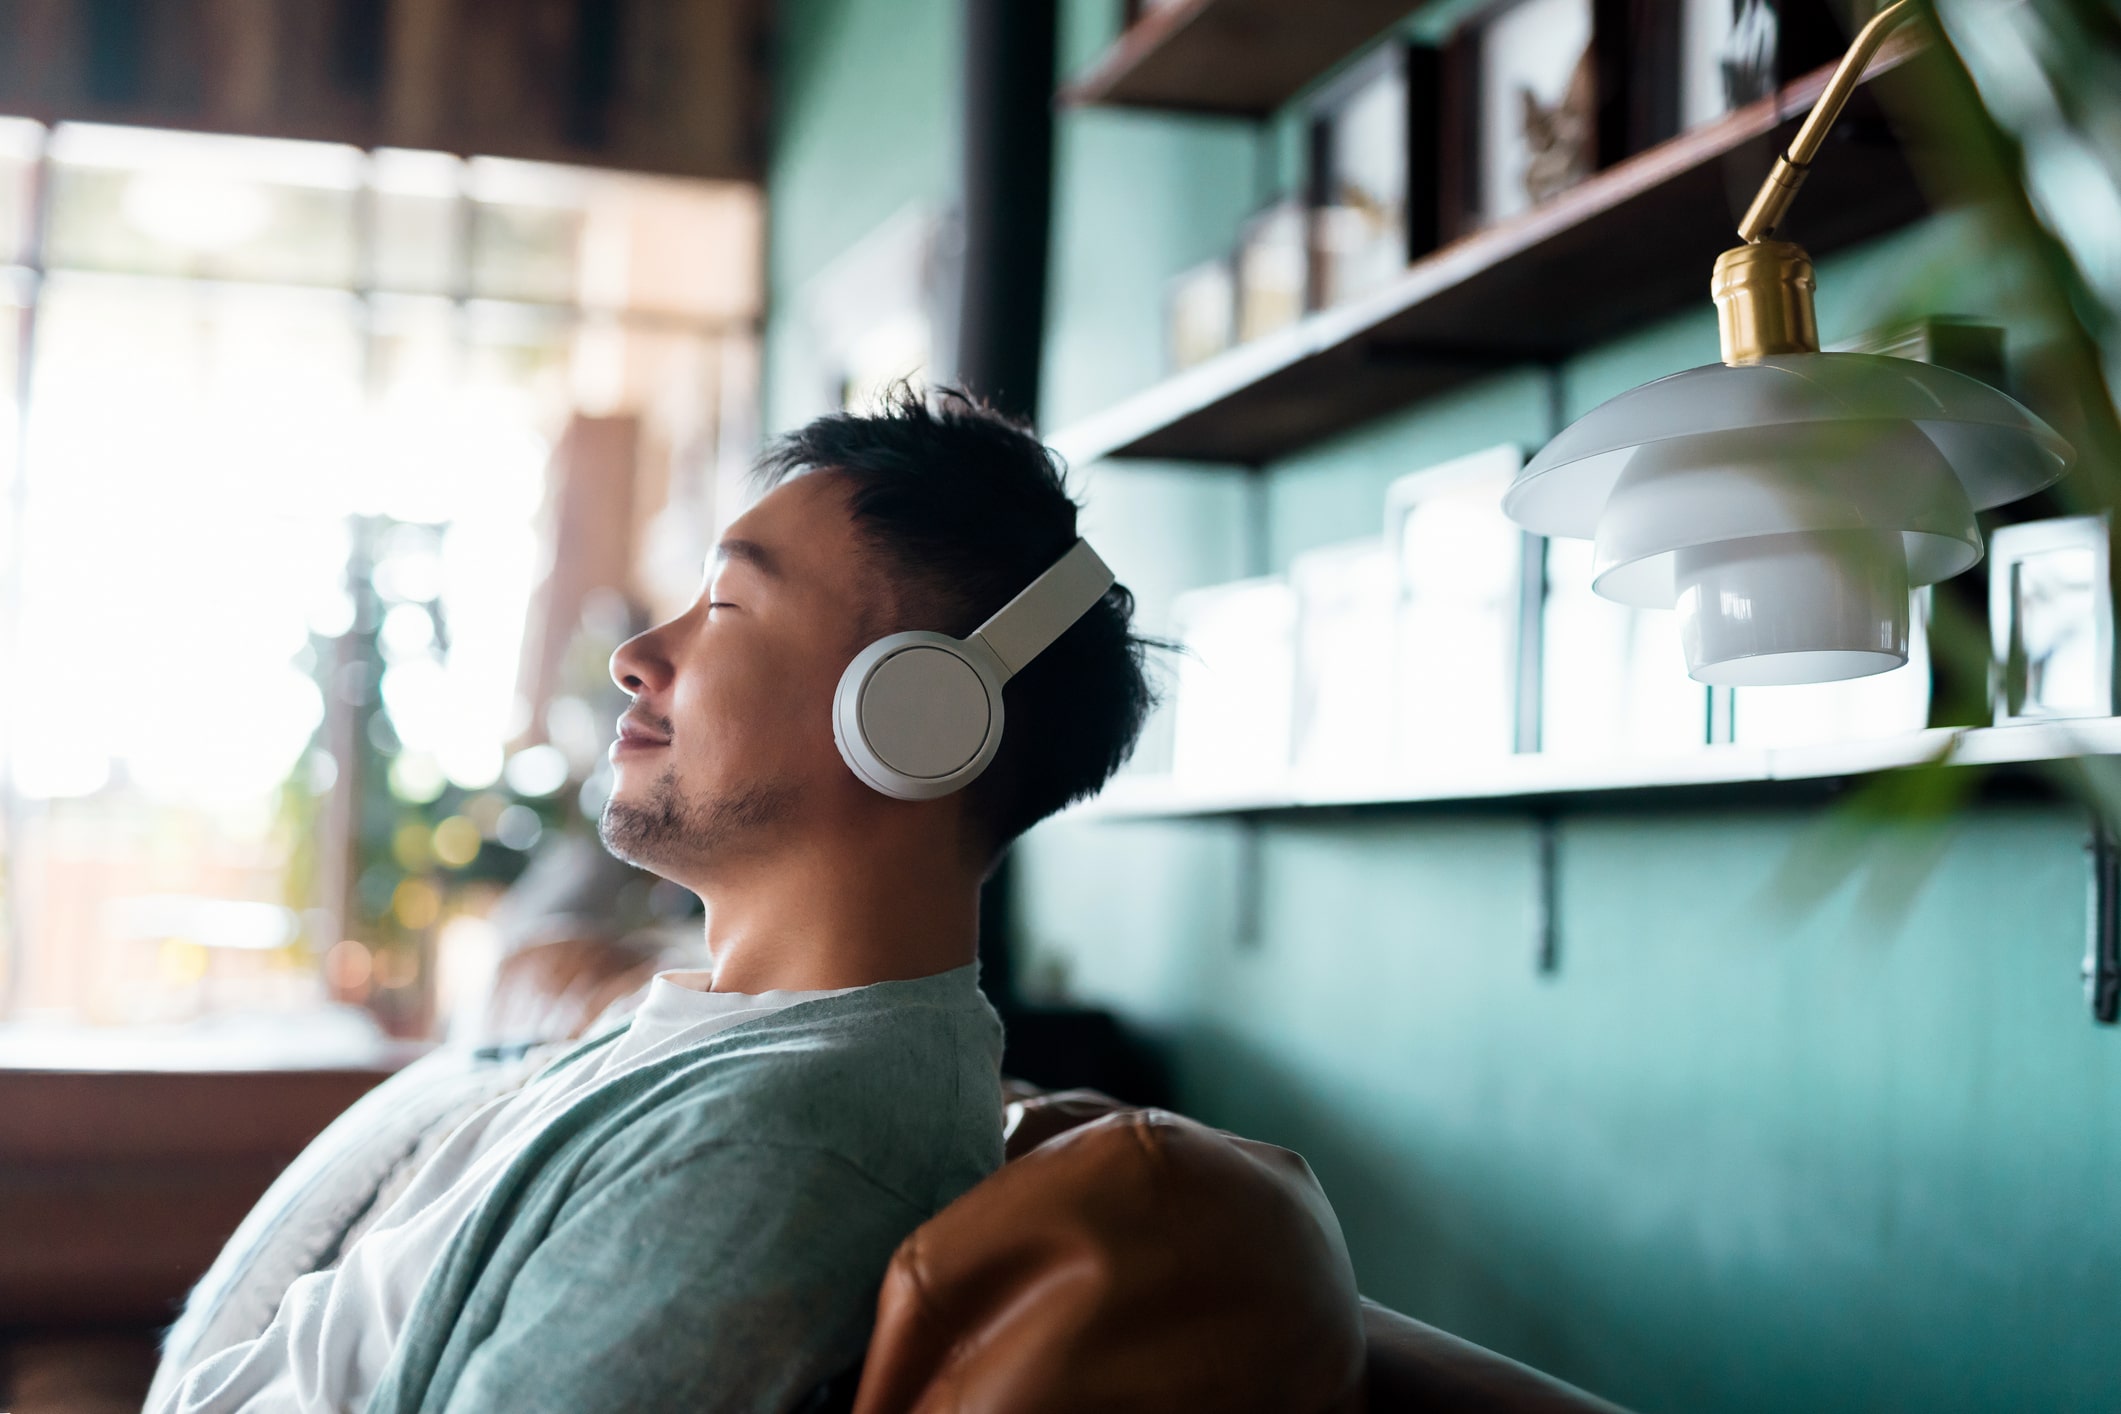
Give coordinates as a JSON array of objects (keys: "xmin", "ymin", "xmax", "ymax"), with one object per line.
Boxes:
[{"xmin": 833, "ymin": 632, "xmax": 1006, "ymax": 800}]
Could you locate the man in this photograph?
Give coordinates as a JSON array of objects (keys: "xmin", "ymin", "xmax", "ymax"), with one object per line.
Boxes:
[{"xmin": 159, "ymin": 387, "xmax": 1155, "ymax": 1413}]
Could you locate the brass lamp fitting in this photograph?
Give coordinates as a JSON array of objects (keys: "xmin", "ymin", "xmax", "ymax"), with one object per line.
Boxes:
[
  {"xmin": 1714, "ymin": 0, "xmax": 1923, "ymax": 364},
  {"xmin": 1734, "ymin": 0, "xmax": 1921, "ymax": 244},
  {"xmin": 1713, "ymin": 241, "xmax": 1820, "ymax": 364}
]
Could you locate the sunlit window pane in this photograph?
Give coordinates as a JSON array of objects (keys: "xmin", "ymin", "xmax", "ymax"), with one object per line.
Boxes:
[
  {"xmin": 44, "ymin": 124, "xmax": 363, "ymax": 288},
  {"xmin": 370, "ymin": 149, "xmax": 464, "ymax": 296},
  {"xmin": 0, "ymin": 300, "xmax": 21, "ymax": 779},
  {"xmin": 0, "ymin": 118, "xmax": 42, "ymax": 268},
  {"xmin": 467, "ymin": 158, "xmax": 761, "ymax": 321},
  {"xmin": 467, "ymin": 158, "xmax": 587, "ymax": 307},
  {"xmin": 0, "ymin": 120, "xmax": 757, "ymax": 1038},
  {"xmin": 17, "ymin": 274, "xmax": 363, "ymax": 803},
  {"xmin": 5, "ymin": 278, "xmax": 362, "ymax": 1024},
  {"xmin": 580, "ymin": 175, "xmax": 761, "ymax": 322}
]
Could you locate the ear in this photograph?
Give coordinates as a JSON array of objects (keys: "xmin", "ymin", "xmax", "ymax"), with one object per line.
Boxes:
[{"xmin": 1567, "ymin": 48, "xmax": 1597, "ymax": 108}]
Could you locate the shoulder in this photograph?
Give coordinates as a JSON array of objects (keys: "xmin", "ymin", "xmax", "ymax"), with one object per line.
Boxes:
[{"xmin": 593, "ymin": 968, "xmax": 1005, "ymax": 1210}]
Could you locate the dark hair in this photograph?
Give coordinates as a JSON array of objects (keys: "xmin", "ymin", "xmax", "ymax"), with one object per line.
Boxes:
[{"xmin": 754, "ymin": 384, "xmax": 1156, "ymax": 853}]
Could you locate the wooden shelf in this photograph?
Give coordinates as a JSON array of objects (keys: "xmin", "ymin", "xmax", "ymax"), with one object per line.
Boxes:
[
  {"xmin": 1070, "ymin": 719, "xmax": 2121, "ymax": 821},
  {"xmin": 1048, "ymin": 43, "xmax": 1935, "ymax": 470},
  {"xmin": 1060, "ymin": 0, "xmax": 1420, "ymax": 117}
]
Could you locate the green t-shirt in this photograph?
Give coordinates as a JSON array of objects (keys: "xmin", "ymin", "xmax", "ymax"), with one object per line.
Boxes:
[{"xmin": 361, "ymin": 963, "xmax": 1003, "ymax": 1413}]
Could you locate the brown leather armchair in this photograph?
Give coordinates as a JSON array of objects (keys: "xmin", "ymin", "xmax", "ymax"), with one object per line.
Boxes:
[{"xmin": 847, "ymin": 1088, "xmax": 1627, "ymax": 1414}]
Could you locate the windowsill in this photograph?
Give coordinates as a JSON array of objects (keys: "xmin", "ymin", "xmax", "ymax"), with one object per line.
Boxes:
[{"xmin": 0, "ymin": 1009, "xmax": 430, "ymax": 1073}]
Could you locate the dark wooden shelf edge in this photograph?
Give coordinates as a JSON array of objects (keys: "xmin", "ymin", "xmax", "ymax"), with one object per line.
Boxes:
[
  {"xmin": 1048, "ymin": 41, "xmax": 1938, "ymax": 470},
  {"xmin": 1060, "ymin": 0, "xmax": 1421, "ymax": 117}
]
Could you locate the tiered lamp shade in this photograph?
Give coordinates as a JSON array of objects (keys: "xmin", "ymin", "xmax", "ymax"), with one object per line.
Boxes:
[{"xmin": 1505, "ymin": 354, "xmax": 2073, "ymax": 685}]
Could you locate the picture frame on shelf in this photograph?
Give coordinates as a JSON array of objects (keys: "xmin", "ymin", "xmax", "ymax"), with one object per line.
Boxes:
[
  {"xmin": 1164, "ymin": 256, "xmax": 1236, "ymax": 372},
  {"xmin": 1990, "ymin": 514, "xmax": 2115, "ymax": 726},
  {"xmin": 1383, "ymin": 444, "xmax": 1527, "ymax": 766},
  {"xmin": 1169, "ymin": 576, "xmax": 1299, "ymax": 786},
  {"xmin": 1719, "ymin": 0, "xmax": 1852, "ymax": 111},
  {"xmin": 1441, "ymin": 0, "xmax": 1601, "ymax": 234},
  {"xmin": 1684, "ymin": 0, "xmax": 1743, "ymax": 128},
  {"xmin": 1835, "ymin": 317, "xmax": 2011, "ymax": 728},
  {"xmin": 1234, "ymin": 198, "xmax": 1308, "ymax": 343},
  {"xmin": 1540, "ymin": 536, "xmax": 1711, "ymax": 759},
  {"xmin": 791, "ymin": 204, "xmax": 960, "ymax": 421},
  {"xmin": 1304, "ymin": 42, "xmax": 1442, "ymax": 311},
  {"xmin": 1289, "ymin": 540, "xmax": 1398, "ymax": 782}
]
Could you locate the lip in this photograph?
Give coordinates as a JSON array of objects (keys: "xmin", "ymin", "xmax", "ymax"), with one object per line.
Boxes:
[{"xmin": 612, "ymin": 711, "xmax": 672, "ymax": 758}]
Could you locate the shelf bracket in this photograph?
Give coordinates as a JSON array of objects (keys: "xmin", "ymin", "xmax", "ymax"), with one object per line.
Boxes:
[
  {"xmin": 1235, "ymin": 816, "xmax": 1265, "ymax": 951},
  {"xmin": 2086, "ymin": 820, "xmax": 2120, "ymax": 1024},
  {"xmin": 1533, "ymin": 814, "xmax": 1560, "ymax": 975}
]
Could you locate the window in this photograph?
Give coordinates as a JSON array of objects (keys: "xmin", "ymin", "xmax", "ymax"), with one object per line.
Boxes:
[{"xmin": 0, "ymin": 121, "xmax": 759, "ymax": 1044}]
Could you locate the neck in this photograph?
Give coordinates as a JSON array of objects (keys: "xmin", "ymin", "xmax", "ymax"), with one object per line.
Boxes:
[{"xmin": 691, "ymin": 822, "xmax": 983, "ymax": 994}]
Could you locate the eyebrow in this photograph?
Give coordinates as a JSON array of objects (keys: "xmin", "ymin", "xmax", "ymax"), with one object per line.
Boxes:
[{"xmin": 713, "ymin": 538, "xmax": 783, "ymax": 579}]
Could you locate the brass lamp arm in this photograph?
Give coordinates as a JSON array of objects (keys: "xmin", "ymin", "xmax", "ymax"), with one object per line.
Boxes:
[{"xmin": 1737, "ymin": 0, "xmax": 1924, "ymax": 243}]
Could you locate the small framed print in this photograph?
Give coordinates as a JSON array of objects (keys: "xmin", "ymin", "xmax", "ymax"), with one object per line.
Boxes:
[
  {"xmin": 1164, "ymin": 257, "xmax": 1235, "ymax": 372},
  {"xmin": 1990, "ymin": 514, "xmax": 2115, "ymax": 725},
  {"xmin": 1683, "ymin": 0, "xmax": 1745, "ymax": 128},
  {"xmin": 1305, "ymin": 43, "xmax": 1442, "ymax": 310},
  {"xmin": 1718, "ymin": 0, "xmax": 1850, "ymax": 112},
  {"xmin": 1383, "ymin": 445, "xmax": 1526, "ymax": 765},
  {"xmin": 1169, "ymin": 576, "xmax": 1299, "ymax": 786},
  {"xmin": 1834, "ymin": 318, "xmax": 2010, "ymax": 729},
  {"xmin": 1290, "ymin": 540, "xmax": 1398, "ymax": 782},
  {"xmin": 1234, "ymin": 199, "xmax": 1308, "ymax": 343},
  {"xmin": 1444, "ymin": 0, "xmax": 1600, "ymax": 233},
  {"xmin": 1541, "ymin": 537, "xmax": 1711, "ymax": 758}
]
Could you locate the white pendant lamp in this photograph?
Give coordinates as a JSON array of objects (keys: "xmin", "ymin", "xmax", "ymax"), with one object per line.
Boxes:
[{"xmin": 1504, "ymin": 0, "xmax": 2073, "ymax": 687}]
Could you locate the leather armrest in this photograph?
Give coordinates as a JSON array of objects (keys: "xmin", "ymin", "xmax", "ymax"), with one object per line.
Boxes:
[
  {"xmin": 852, "ymin": 1109, "xmax": 1367, "ymax": 1414},
  {"xmin": 1361, "ymin": 1300, "xmax": 1629, "ymax": 1414}
]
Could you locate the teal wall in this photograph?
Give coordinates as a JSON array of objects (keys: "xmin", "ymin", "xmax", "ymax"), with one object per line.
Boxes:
[{"xmin": 766, "ymin": 4, "xmax": 2121, "ymax": 1411}]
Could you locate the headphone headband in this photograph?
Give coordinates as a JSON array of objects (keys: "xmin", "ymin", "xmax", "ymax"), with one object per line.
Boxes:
[{"xmin": 969, "ymin": 539, "xmax": 1114, "ymax": 681}]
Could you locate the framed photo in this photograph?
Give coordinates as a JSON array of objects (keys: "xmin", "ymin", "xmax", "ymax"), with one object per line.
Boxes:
[
  {"xmin": 1682, "ymin": 0, "xmax": 1743, "ymax": 128},
  {"xmin": 1305, "ymin": 43, "xmax": 1442, "ymax": 310},
  {"xmin": 1541, "ymin": 537, "xmax": 1711, "ymax": 758},
  {"xmin": 1443, "ymin": 0, "xmax": 1599, "ymax": 233},
  {"xmin": 1990, "ymin": 514, "xmax": 2115, "ymax": 725},
  {"xmin": 1290, "ymin": 541, "xmax": 1398, "ymax": 781},
  {"xmin": 1383, "ymin": 445, "xmax": 1527, "ymax": 765},
  {"xmin": 1234, "ymin": 199, "xmax": 1307, "ymax": 343},
  {"xmin": 1718, "ymin": 0, "xmax": 1851, "ymax": 112},
  {"xmin": 1169, "ymin": 576, "xmax": 1299, "ymax": 786},
  {"xmin": 1833, "ymin": 317, "xmax": 2010, "ymax": 729},
  {"xmin": 790, "ymin": 204, "xmax": 959, "ymax": 420},
  {"xmin": 1164, "ymin": 256, "xmax": 1235, "ymax": 372}
]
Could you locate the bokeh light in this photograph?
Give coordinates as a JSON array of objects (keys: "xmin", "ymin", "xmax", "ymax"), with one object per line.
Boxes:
[{"xmin": 431, "ymin": 815, "xmax": 481, "ymax": 868}]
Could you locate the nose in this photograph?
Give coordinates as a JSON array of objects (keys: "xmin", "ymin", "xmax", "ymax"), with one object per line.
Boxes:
[{"xmin": 610, "ymin": 622, "xmax": 675, "ymax": 696}]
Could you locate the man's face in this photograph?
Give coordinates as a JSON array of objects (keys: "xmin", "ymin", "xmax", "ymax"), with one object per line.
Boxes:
[{"xmin": 600, "ymin": 472, "xmax": 884, "ymax": 883}]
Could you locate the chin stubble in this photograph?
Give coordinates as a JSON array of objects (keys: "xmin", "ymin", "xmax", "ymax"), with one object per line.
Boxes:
[{"xmin": 598, "ymin": 765, "xmax": 795, "ymax": 872}]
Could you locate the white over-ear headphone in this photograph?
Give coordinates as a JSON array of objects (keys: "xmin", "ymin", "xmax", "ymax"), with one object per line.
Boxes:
[{"xmin": 833, "ymin": 539, "xmax": 1115, "ymax": 800}]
